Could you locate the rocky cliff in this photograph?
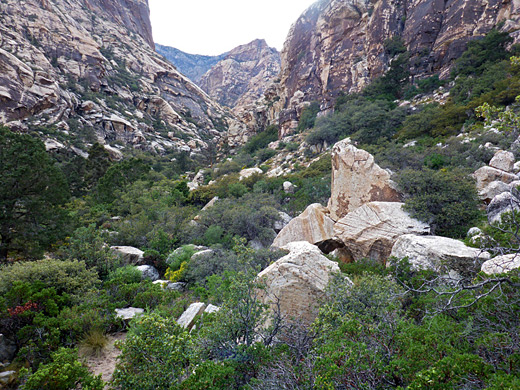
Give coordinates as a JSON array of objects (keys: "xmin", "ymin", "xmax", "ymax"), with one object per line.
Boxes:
[
  {"xmin": 155, "ymin": 44, "xmax": 228, "ymax": 84},
  {"xmin": 276, "ymin": 0, "xmax": 520, "ymax": 135},
  {"xmin": 199, "ymin": 39, "xmax": 281, "ymax": 110},
  {"xmin": 0, "ymin": 0, "xmax": 244, "ymax": 157}
]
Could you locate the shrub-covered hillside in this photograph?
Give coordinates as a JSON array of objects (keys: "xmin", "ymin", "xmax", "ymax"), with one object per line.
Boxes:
[{"xmin": 2, "ymin": 30, "xmax": 520, "ymax": 389}]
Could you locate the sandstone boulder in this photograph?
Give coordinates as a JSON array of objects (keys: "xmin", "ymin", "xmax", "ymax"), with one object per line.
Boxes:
[
  {"xmin": 115, "ymin": 307, "xmax": 144, "ymax": 321},
  {"xmin": 239, "ymin": 167, "xmax": 264, "ymax": 180},
  {"xmin": 272, "ymin": 204, "xmax": 334, "ymax": 248},
  {"xmin": 482, "ymin": 254, "xmax": 520, "ymax": 275},
  {"xmin": 390, "ymin": 234, "xmax": 490, "ymax": 275},
  {"xmin": 327, "ymin": 139, "xmax": 401, "ymax": 221},
  {"xmin": 473, "ymin": 166, "xmax": 517, "ymax": 195},
  {"xmin": 136, "ymin": 265, "xmax": 160, "ymax": 281},
  {"xmin": 478, "ymin": 181, "xmax": 511, "ymax": 203},
  {"xmin": 489, "ymin": 150, "xmax": 515, "ymax": 172},
  {"xmin": 204, "ymin": 304, "xmax": 220, "ymax": 314},
  {"xmin": 257, "ymin": 241, "xmax": 343, "ymax": 325},
  {"xmin": 274, "ymin": 211, "xmax": 293, "ymax": 233},
  {"xmin": 487, "ymin": 192, "xmax": 520, "ymax": 224},
  {"xmin": 333, "ymin": 202, "xmax": 430, "ymax": 263},
  {"xmin": 283, "ymin": 181, "xmax": 296, "ymax": 194},
  {"xmin": 111, "ymin": 246, "xmax": 144, "ymax": 265},
  {"xmin": 177, "ymin": 302, "xmax": 206, "ymax": 330}
]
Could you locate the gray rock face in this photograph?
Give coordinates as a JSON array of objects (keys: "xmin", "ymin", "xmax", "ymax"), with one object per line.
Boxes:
[
  {"xmin": 0, "ymin": 371, "xmax": 16, "ymax": 387},
  {"xmin": 333, "ymin": 202, "xmax": 430, "ymax": 263},
  {"xmin": 487, "ymin": 192, "xmax": 520, "ymax": 224},
  {"xmin": 479, "ymin": 181, "xmax": 512, "ymax": 203},
  {"xmin": 257, "ymin": 241, "xmax": 344, "ymax": 325},
  {"xmin": 0, "ymin": 334, "xmax": 16, "ymax": 363},
  {"xmin": 390, "ymin": 234, "xmax": 490, "ymax": 275},
  {"xmin": 111, "ymin": 246, "xmax": 144, "ymax": 264},
  {"xmin": 136, "ymin": 265, "xmax": 160, "ymax": 281},
  {"xmin": 275, "ymin": 0, "xmax": 520, "ymax": 134},
  {"xmin": 482, "ymin": 254, "xmax": 520, "ymax": 275},
  {"xmin": 177, "ymin": 302, "xmax": 206, "ymax": 330},
  {"xmin": 115, "ymin": 307, "xmax": 145, "ymax": 321},
  {"xmin": 0, "ymin": 0, "xmax": 243, "ymax": 156},
  {"xmin": 489, "ymin": 150, "xmax": 516, "ymax": 172},
  {"xmin": 328, "ymin": 139, "xmax": 402, "ymax": 221},
  {"xmin": 272, "ymin": 203, "xmax": 334, "ymax": 248},
  {"xmin": 274, "ymin": 211, "xmax": 293, "ymax": 233}
]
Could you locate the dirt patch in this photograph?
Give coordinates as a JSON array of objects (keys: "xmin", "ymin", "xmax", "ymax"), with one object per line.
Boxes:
[{"xmin": 82, "ymin": 332, "xmax": 126, "ymax": 386}]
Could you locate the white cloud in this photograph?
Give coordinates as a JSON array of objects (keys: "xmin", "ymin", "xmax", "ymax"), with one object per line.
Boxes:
[{"xmin": 149, "ymin": 0, "xmax": 317, "ymax": 55}]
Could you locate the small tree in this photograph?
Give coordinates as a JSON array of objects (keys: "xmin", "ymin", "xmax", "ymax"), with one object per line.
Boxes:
[{"xmin": 0, "ymin": 127, "xmax": 70, "ymax": 262}]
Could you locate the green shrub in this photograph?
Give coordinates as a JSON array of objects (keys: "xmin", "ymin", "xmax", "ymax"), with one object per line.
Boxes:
[
  {"xmin": 112, "ymin": 313, "xmax": 191, "ymax": 389},
  {"xmin": 0, "ymin": 259, "xmax": 99, "ymax": 299},
  {"xmin": 20, "ymin": 347, "xmax": 104, "ymax": 390},
  {"xmin": 297, "ymin": 101, "xmax": 321, "ymax": 132},
  {"xmin": 396, "ymin": 168, "xmax": 481, "ymax": 237},
  {"xmin": 243, "ymin": 125, "xmax": 279, "ymax": 154}
]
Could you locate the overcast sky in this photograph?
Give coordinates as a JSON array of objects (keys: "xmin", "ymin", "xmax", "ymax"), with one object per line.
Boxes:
[{"xmin": 149, "ymin": 0, "xmax": 317, "ymax": 55}]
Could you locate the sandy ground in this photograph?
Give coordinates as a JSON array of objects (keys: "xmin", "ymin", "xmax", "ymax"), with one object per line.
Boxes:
[{"xmin": 82, "ymin": 332, "xmax": 127, "ymax": 386}]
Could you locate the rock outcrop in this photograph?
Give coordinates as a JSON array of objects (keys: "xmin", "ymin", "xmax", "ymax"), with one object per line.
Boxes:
[
  {"xmin": 136, "ymin": 265, "xmax": 160, "ymax": 281},
  {"xmin": 328, "ymin": 139, "xmax": 401, "ymax": 221},
  {"xmin": 482, "ymin": 254, "xmax": 520, "ymax": 275},
  {"xmin": 275, "ymin": 0, "xmax": 520, "ymax": 134},
  {"xmin": 199, "ymin": 39, "xmax": 281, "ymax": 110},
  {"xmin": 176, "ymin": 302, "xmax": 206, "ymax": 330},
  {"xmin": 257, "ymin": 241, "xmax": 344, "ymax": 325},
  {"xmin": 272, "ymin": 203, "xmax": 334, "ymax": 248},
  {"xmin": 115, "ymin": 307, "xmax": 144, "ymax": 321},
  {"xmin": 0, "ymin": 0, "xmax": 242, "ymax": 157},
  {"xmin": 487, "ymin": 191, "xmax": 520, "ymax": 224},
  {"xmin": 473, "ymin": 150, "xmax": 519, "ymax": 202},
  {"xmin": 390, "ymin": 234, "xmax": 490, "ymax": 275},
  {"xmin": 111, "ymin": 246, "xmax": 144, "ymax": 264},
  {"xmin": 333, "ymin": 202, "xmax": 430, "ymax": 263}
]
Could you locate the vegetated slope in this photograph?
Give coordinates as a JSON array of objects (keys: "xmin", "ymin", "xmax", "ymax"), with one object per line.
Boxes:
[
  {"xmin": 155, "ymin": 44, "xmax": 228, "ymax": 84},
  {"xmin": 0, "ymin": 0, "xmax": 244, "ymax": 158},
  {"xmin": 273, "ymin": 0, "xmax": 520, "ymax": 135}
]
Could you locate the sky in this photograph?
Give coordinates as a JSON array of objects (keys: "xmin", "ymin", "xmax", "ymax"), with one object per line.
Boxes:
[{"xmin": 149, "ymin": 0, "xmax": 317, "ymax": 55}]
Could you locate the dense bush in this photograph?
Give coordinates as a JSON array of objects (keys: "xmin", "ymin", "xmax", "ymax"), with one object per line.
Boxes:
[
  {"xmin": 297, "ymin": 101, "xmax": 321, "ymax": 132},
  {"xmin": 396, "ymin": 168, "xmax": 481, "ymax": 237}
]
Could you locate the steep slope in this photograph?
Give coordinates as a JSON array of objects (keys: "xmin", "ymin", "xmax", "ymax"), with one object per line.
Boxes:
[
  {"xmin": 155, "ymin": 44, "xmax": 228, "ymax": 84},
  {"xmin": 199, "ymin": 39, "xmax": 281, "ymax": 110},
  {"xmin": 275, "ymin": 0, "xmax": 520, "ymax": 135},
  {"xmin": 0, "ymin": 0, "xmax": 244, "ymax": 157}
]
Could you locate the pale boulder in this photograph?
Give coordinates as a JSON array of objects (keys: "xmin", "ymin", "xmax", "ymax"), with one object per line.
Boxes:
[
  {"xmin": 111, "ymin": 246, "xmax": 144, "ymax": 264},
  {"xmin": 239, "ymin": 167, "xmax": 263, "ymax": 180},
  {"xmin": 487, "ymin": 192, "xmax": 520, "ymax": 224},
  {"xmin": 482, "ymin": 254, "xmax": 520, "ymax": 275},
  {"xmin": 272, "ymin": 204, "xmax": 334, "ymax": 248},
  {"xmin": 390, "ymin": 234, "xmax": 490, "ymax": 275},
  {"xmin": 478, "ymin": 181, "xmax": 511, "ymax": 203},
  {"xmin": 473, "ymin": 166, "xmax": 517, "ymax": 194},
  {"xmin": 274, "ymin": 211, "xmax": 293, "ymax": 233},
  {"xmin": 327, "ymin": 139, "xmax": 401, "ymax": 221},
  {"xmin": 177, "ymin": 302, "xmax": 206, "ymax": 330},
  {"xmin": 489, "ymin": 150, "xmax": 515, "ymax": 172},
  {"xmin": 257, "ymin": 241, "xmax": 344, "ymax": 325},
  {"xmin": 333, "ymin": 202, "xmax": 430, "ymax": 263},
  {"xmin": 115, "ymin": 307, "xmax": 144, "ymax": 321}
]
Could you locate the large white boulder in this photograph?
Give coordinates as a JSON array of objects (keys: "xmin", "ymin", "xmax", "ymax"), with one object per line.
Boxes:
[
  {"xmin": 239, "ymin": 167, "xmax": 263, "ymax": 180},
  {"xmin": 390, "ymin": 234, "xmax": 490, "ymax": 275},
  {"xmin": 257, "ymin": 241, "xmax": 345, "ymax": 325},
  {"xmin": 333, "ymin": 202, "xmax": 430, "ymax": 263},
  {"xmin": 481, "ymin": 254, "xmax": 520, "ymax": 275},
  {"xmin": 272, "ymin": 204, "xmax": 334, "ymax": 248},
  {"xmin": 479, "ymin": 181, "xmax": 511, "ymax": 203},
  {"xmin": 111, "ymin": 246, "xmax": 144, "ymax": 264},
  {"xmin": 327, "ymin": 139, "xmax": 401, "ymax": 221},
  {"xmin": 489, "ymin": 150, "xmax": 515, "ymax": 173}
]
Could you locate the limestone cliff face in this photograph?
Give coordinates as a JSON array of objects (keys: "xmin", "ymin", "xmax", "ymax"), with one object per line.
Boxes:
[
  {"xmin": 0, "ymin": 0, "xmax": 244, "ymax": 156},
  {"xmin": 277, "ymin": 0, "xmax": 520, "ymax": 135}
]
